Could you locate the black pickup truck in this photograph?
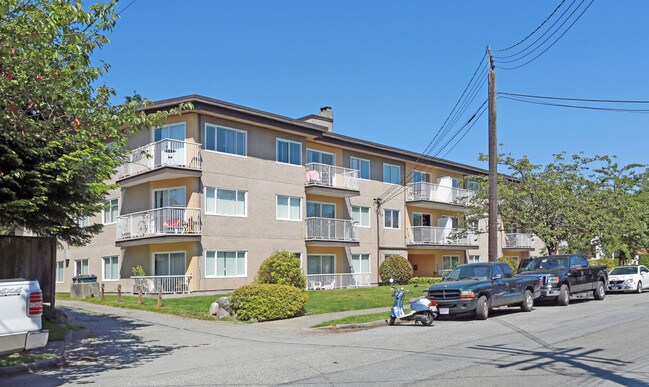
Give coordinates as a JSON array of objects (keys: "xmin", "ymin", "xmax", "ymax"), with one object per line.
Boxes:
[
  {"xmin": 516, "ymin": 254, "xmax": 608, "ymax": 306},
  {"xmin": 426, "ymin": 262, "xmax": 541, "ymax": 320}
]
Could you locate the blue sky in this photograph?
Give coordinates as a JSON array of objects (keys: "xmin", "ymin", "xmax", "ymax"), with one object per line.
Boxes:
[{"xmin": 98, "ymin": 0, "xmax": 649, "ymax": 170}]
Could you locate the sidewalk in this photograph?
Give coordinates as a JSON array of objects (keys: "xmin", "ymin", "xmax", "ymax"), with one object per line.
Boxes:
[{"xmin": 264, "ymin": 307, "xmax": 390, "ymax": 329}]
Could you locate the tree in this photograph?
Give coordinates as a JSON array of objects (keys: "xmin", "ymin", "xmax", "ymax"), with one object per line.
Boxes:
[{"xmin": 0, "ymin": 1, "xmax": 188, "ymax": 245}]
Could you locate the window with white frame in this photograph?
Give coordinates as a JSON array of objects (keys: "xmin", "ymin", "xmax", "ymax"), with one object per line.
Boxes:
[
  {"xmin": 103, "ymin": 198, "xmax": 118, "ymax": 224},
  {"xmin": 306, "ymin": 201, "xmax": 335, "ymax": 218},
  {"xmin": 350, "ymin": 157, "xmax": 370, "ymax": 180},
  {"xmin": 154, "ymin": 123, "xmax": 185, "ymax": 142},
  {"xmin": 352, "ymin": 206, "xmax": 370, "ymax": 227},
  {"xmin": 412, "ymin": 170, "xmax": 430, "ymax": 183},
  {"xmin": 206, "ymin": 187, "xmax": 246, "ymax": 216},
  {"xmin": 75, "ymin": 259, "xmax": 89, "ymax": 276},
  {"xmin": 205, "ymin": 124, "xmax": 247, "ymax": 156},
  {"xmin": 307, "ymin": 255, "xmax": 335, "ymax": 275},
  {"xmin": 465, "ymin": 181, "xmax": 480, "ymax": 191},
  {"xmin": 78, "ymin": 216, "xmax": 90, "ymax": 228},
  {"xmin": 277, "ymin": 195, "xmax": 301, "ymax": 221},
  {"xmin": 205, "ymin": 251, "xmax": 246, "ymax": 277},
  {"xmin": 383, "ymin": 163, "xmax": 401, "ymax": 184},
  {"xmin": 468, "ymin": 255, "xmax": 480, "ymax": 264},
  {"xmin": 352, "ymin": 254, "xmax": 370, "ymax": 273},
  {"xmin": 103, "ymin": 256, "xmax": 119, "ymax": 281},
  {"xmin": 384, "ymin": 209, "xmax": 400, "ymax": 229},
  {"xmin": 154, "ymin": 252, "xmax": 185, "ymax": 276},
  {"xmin": 307, "ymin": 149, "xmax": 334, "ymax": 165},
  {"xmin": 442, "ymin": 255, "xmax": 460, "ymax": 271},
  {"xmin": 153, "ymin": 187, "xmax": 186, "ymax": 208},
  {"xmin": 276, "ymin": 138, "xmax": 302, "ymax": 165},
  {"xmin": 56, "ymin": 261, "xmax": 64, "ymax": 283}
]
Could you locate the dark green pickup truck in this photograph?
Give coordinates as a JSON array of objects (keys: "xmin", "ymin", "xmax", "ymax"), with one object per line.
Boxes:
[{"xmin": 426, "ymin": 262, "xmax": 542, "ymax": 320}]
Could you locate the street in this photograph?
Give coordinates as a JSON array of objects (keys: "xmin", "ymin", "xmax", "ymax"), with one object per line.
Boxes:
[{"xmin": 4, "ymin": 292, "xmax": 649, "ymax": 386}]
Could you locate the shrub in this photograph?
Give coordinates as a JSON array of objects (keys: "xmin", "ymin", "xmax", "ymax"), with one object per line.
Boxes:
[
  {"xmin": 231, "ymin": 283, "xmax": 307, "ymax": 321},
  {"xmin": 589, "ymin": 258, "xmax": 618, "ymax": 271},
  {"xmin": 409, "ymin": 277, "xmax": 443, "ymax": 285},
  {"xmin": 255, "ymin": 251, "xmax": 306, "ymax": 289},
  {"xmin": 497, "ymin": 257, "xmax": 519, "ymax": 274},
  {"xmin": 639, "ymin": 254, "xmax": 649, "ymax": 268},
  {"xmin": 379, "ymin": 255, "xmax": 413, "ymax": 285}
]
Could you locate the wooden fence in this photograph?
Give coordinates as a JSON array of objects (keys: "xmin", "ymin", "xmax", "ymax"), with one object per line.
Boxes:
[{"xmin": 0, "ymin": 236, "xmax": 56, "ymax": 305}]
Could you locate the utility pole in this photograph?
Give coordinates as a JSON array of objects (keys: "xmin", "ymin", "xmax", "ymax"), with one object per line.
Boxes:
[
  {"xmin": 487, "ymin": 46, "xmax": 498, "ymax": 262},
  {"xmin": 374, "ymin": 197, "xmax": 382, "ymax": 283}
]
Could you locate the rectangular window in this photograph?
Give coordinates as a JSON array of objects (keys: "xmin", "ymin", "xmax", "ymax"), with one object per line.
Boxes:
[
  {"xmin": 350, "ymin": 157, "xmax": 370, "ymax": 180},
  {"xmin": 154, "ymin": 123, "xmax": 185, "ymax": 142},
  {"xmin": 352, "ymin": 206, "xmax": 370, "ymax": 227},
  {"xmin": 412, "ymin": 170, "xmax": 430, "ymax": 183},
  {"xmin": 56, "ymin": 261, "xmax": 64, "ymax": 283},
  {"xmin": 383, "ymin": 163, "xmax": 401, "ymax": 184},
  {"xmin": 154, "ymin": 252, "xmax": 186, "ymax": 276},
  {"xmin": 277, "ymin": 195, "xmax": 301, "ymax": 221},
  {"xmin": 465, "ymin": 181, "xmax": 480, "ymax": 191},
  {"xmin": 442, "ymin": 255, "xmax": 460, "ymax": 271},
  {"xmin": 78, "ymin": 216, "xmax": 89, "ymax": 228},
  {"xmin": 412, "ymin": 212, "xmax": 431, "ymax": 227},
  {"xmin": 307, "ymin": 255, "xmax": 335, "ymax": 275},
  {"xmin": 352, "ymin": 254, "xmax": 370, "ymax": 273},
  {"xmin": 384, "ymin": 209, "xmax": 400, "ymax": 229},
  {"xmin": 102, "ymin": 256, "xmax": 119, "ymax": 281},
  {"xmin": 306, "ymin": 201, "xmax": 335, "ymax": 218},
  {"xmin": 205, "ymin": 187, "xmax": 246, "ymax": 216},
  {"xmin": 75, "ymin": 259, "xmax": 89, "ymax": 276},
  {"xmin": 468, "ymin": 255, "xmax": 480, "ymax": 264},
  {"xmin": 205, "ymin": 124, "xmax": 247, "ymax": 156},
  {"xmin": 276, "ymin": 138, "xmax": 302, "ymax": 165},
  {"xmin": 153, "ymin": 187, "xmax": 186, "ymax": 208},
  {"xmin": 206, "ymin": 251, "xmax": 246, "ymax": 277},
  {"xmin": 306, "ymin": 149, "xmax": 334, "ymax": 165},
  {"xmin": 103, "ymin": 198, "xmax": 118, "ymax": 224}
]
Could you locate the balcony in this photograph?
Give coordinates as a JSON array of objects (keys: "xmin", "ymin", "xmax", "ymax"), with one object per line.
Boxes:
[
  {"xmin": 305, "ymin": 217, "xmax": 359, "ymax": 246},
  {"xmin": 408, "ymin": 226, "xmax": 479, "ymax": 249},
  {"xmin": 503, "ymin": 233, "xmax": 535, "ymax": 251},
  {"xmin": 116, "ymin": 139, "xmax": 202, "ymax": 187},
  {"xmin": 116, "ymin": 207, "xmax": 201, "ymax": 246},
  {"xmin": 406, "ymin": 182, "xmax": 475, "ymax": 211},
  {"xmin": 306, "ymin": 273, "xmax": 371, "ymax": 290},
  {"xmin": 305, "ymin": 163, "xmax": 360, "ymax": 197}
]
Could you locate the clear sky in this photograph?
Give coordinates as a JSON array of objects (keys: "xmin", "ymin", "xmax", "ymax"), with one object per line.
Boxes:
[{"xmin": 98, "ymin": 0, "xmax": 649, "ymax": 171}]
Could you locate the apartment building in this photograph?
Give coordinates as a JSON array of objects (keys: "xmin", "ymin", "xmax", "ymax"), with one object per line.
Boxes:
[{"xmin": 54, "ymin": 95, "xmax": 544, "ymax": 293}]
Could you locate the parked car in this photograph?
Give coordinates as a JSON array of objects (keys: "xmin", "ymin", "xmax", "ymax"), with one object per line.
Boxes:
[
  {"xmin": 426, "ymin": 262, "xmax": 541, "ymax": 320},
  {"xmin": 0, "ymin": 279, "xmax": 49, "ymax": 356},
  {"xmin": 517, "ymin": 255, "xmax": 608, "ymax": 306},
  {"xmin": 608, "ymin": 265, "xmax": 649, "ymax": 293}
]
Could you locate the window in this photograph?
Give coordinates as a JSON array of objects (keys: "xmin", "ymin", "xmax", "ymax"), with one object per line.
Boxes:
[
  {"xmin": 75, "ymin": 259, "xmax": 89, "ymax": 276},
  {"xmin": 56, "ymin": 261, "xmax": 64, "ymax": 283},
  {"xmin": 412, "ymin": 170, "xmax": 430, "ymax": 183},
  {"xmin": 103, "ymin": 198, "xmax": 118, "ymax": 224},
  {"xmin": 383, "ymin": 163, "xmax": 401, "ymax": 184},
  {"xmin": 501, "ymin": 264, "xmax": 513, "ymax": 278},
  {"xmin": 384, "ymin": 209, "xmax": 400, "ymax": 229},
  {"xmin": 206, "ymin": 251, "xmax": 246, "ymax": 277},
  {"xmin": 154, "ymin": 123, "xmax": 185, "ymax": 142},
  {"xmin": 205, "ymin": 124, "xmax": 247, "ymax": 156},
  {"xmin": 307, "ymin": 201, "xmax": 335, "ymax": 218},
  {"xmin": 277, "ymin": 138, "xmax": 302, "ymax": 165},
  {"xmin": 154, "ymin": 187, "xmax": 186, "ymax": 208},
  {"xmin": 103, "ymin": 256, "xmax": 119, "ymax": 281},
  {"xmin": 154, "ymin": 252, "xmax": 185, "ymax": 276},
  {"xmin": 277, "ymin": 195, "xmax": 301, "ymax": 221},
  {"xmin": 641, "ymin": 266, "xmax": 649, "ymax": 274},
  {"xmin": 307, "ymin": 149, "xmax": 334, "ymax": 165},
  {"xmin": 350, "ymin": 157, "xmax": 370, "ymax": 180},
  {"xmin": 442, "ymin": 256, "xmax": 460, "ymax": 271},
  {"xmin": 352, "ymin": 206, "xmax": 370, "ymax": 227},
  {"xmin": 352, "ymin": 254, "xmax": 370, "ymax": 273},
  {"xmin": 412, "ymin": 212, "xmax": 431, "ymax": 227},
  {"xmin": 440, "ymin": 216, "xmax": 460, "ymax": 229},
  {"xmin": 78, "ymin": 216, "xmax": 89, "ymax": 228},
  {"xmin": 206, "ymin": 188, "xmax": 246, "ymax": 216},
  {"xmin": 468, "ymin": 255, "xmax": 480, "ymax": 264},
  {"xmin": 492, "ymin": 264, "xmax": 504, "ymax": 278},
  {"xmin": 466, "ymin": 181, "xmax": 480, "ymax": 191},
  {"xmin": 307, "ymin": 255, "xmax": 335, "ymax": 275}
]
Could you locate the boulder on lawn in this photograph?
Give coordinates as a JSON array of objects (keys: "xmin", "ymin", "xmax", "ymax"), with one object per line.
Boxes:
[{"xmin": 216, "ymin": 296, "xmax": 233, "ymax": 314}]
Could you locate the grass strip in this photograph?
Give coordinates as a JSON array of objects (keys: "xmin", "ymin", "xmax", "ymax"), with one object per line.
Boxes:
[
  {"xmin": 0, "ymin": 353, "xmax": 56, "ymax": 367},
  {"xmin": 311, "ymin": 312, "xmax": 389, "ymax": 328}
]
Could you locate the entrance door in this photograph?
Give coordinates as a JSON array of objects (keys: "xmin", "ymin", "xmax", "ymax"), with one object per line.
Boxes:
[{"xmin": 154, "ymin": 123, "xmax": 186, "ymax": 167}]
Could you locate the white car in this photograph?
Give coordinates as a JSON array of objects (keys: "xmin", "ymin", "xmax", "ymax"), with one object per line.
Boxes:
[{"xmin": 608, "ymin": 265, "xmax": 649, "ymax": 293}]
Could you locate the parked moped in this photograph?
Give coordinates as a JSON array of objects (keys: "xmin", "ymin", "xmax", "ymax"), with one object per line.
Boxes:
[{"xmin": 388, "ymin": 279, "xmax": 438, "ymax": 326}]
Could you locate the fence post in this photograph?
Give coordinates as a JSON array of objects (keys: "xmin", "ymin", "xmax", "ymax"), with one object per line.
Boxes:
[
  {"xmin": 100, "ymin": 283, "xmax": 105, "ymax": 300},
  {"xmin": 117, "ymin": 284, "xmax": 122, "ymax": 303},
  {"xmin": 138, "ymin": 288, "xmax": 143, "ymax": 305},
  {"xmin": 157, "ymin": 287, "xmax": 163, "ymax": 308}
]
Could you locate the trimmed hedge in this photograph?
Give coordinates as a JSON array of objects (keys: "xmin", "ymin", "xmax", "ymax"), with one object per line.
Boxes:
[
  {"xmin": 589, "ymin": 258, "xmax": 618, "ymax": 271},
  {"xmin": 409, "ymin": 277, "xmax": 443, "ymax": 285},
  {"xmin": 256, "ymin": 250, "xmax": 306, "ymax": 289},
  {"xmin": 379, "ymin": 255, "xmax": 413, "ymax": 285},
  {"xmin": 497, "ymin": 256, "xmax": 519, "ymax": 274},
  {"xmin": 231, "ymin": 283, "xmax": 307, "ymax": 321}
]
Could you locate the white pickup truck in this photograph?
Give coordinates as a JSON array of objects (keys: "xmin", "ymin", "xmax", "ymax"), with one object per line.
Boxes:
[{"xmin": 0, "ymin": 279, "xmax": 49, "ymax": 356}]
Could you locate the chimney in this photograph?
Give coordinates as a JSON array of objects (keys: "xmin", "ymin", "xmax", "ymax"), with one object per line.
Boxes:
[
  {"xmin": 319, "ymin": 106, "xmax": 333, "ymax": 120},
  {"xmin": 301, "ymin": 106, "xmax": 334, "ymax": 132}
]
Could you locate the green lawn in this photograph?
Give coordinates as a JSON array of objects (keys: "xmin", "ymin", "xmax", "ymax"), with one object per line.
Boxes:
[{"xmin": 0, "ymin": 353, "xmax": 56, "ymax": 367}]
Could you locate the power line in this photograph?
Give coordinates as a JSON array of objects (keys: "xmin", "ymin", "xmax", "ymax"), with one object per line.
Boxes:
[
  {"xmin": 440, "ymin": 104, "xmax": 489, "ymax": 160},
  {"xmin": 493, "ymin": 0, "xmax": 567, "ymax": 52},
  {"xmin": 499, "ymin": 95, "xmax": 649, "ymax": 113},
  {"xmin": 117, "ymin": 0, "xmax": 138, "ymax": 16},
  {"xmin": 499, "ymin": 92, "xmax": 649, "ymax": 104}
]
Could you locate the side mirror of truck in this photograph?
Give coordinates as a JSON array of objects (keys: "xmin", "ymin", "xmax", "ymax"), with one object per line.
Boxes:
[{"xmin": 492, "ymin": 274, "xmax": 502, "ymax": 280}]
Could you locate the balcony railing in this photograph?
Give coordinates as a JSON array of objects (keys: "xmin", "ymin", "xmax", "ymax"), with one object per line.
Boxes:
[
  {"xmin": 117, "ymin": 139, "xmax": 201, "ymax": 179},
  {"xmin": 306, "ymin": 273, "xmax": 371, "ymax": 290},
  {"xmin": 409, "ymin": 226, "xmax": 478, "ymax": 246},
  {"xmin": 305, "ymin": 163, "xmax": 359, "ymax": 191},
  {"xmin": 504, "ymin": 233, "xmax": 534, "ymax": 248},
  {"xmin": 305, "ymin": 217, "xmax": 358, "ymax": 242},
  {"xmin": 407, "ymin": 182, "xmax": 475, "ymax": 206},
  {"xmin": 117, "ymin": 207, "xmax": 201, "ymax": 241},
  {"xmin": 131, "ymin": 275, "xmax": 192, "ymax": 294}
]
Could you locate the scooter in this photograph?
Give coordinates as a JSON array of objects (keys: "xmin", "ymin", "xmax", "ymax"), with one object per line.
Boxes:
[{"xmin": 388, "ymin": 279, "xmax": 438, "ymax": 326}]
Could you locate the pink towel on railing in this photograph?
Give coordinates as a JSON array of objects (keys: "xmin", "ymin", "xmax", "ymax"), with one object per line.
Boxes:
[
  {"xmin": 164, "ymin": 218, "xmax": 182, "ymax": 228},
  {"xmin": 307, "ymin": 169, "xmax": 320, "ymax": 183}
]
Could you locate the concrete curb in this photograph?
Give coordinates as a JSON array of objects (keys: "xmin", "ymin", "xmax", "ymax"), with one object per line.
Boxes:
[
  {"xmin": 315, "ymin": 319, "xmax": 388, "ymax": 331},
  {"xmin": 0, "ymin": 330, "xmax": 73, "ymax": 377}
]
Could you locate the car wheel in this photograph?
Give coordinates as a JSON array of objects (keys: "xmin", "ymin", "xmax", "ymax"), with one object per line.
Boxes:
[
  {"xmin": 476, "ymin": 296, "xmax": 489, "ymax": 320},
  {"xmin": 594, "ymin": 281, "xmax": 606, "ymax": 300},
  {"xmin": 637, "ymin": 281, "xmax": 643, "ymax": 294},
  {"xmin": 388, "ymin": 316, "xmax": 396, "ymax": 326},
  {"xmin": 422, "ymin": 311, "xmax": 434, "ymax": 326},
  {"xmin": 520, "ymin": 290, "xmax": 533, "ymax": 312},
  {"xmin": 557, "ymin": 284, "xmax": 569, "ymax": 306}
]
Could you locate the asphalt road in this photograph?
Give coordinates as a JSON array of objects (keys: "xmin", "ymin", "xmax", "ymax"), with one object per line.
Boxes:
[{"xmin": 4, "ymin": 292, "xmax": 649, "ymax": 386}]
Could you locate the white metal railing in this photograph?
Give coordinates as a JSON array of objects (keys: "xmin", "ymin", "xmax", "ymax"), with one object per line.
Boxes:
[
  {"xmin": 117, "ymin": 207, "xmax": 201, "ymax": 240},
  {"xmin": 306, "ymin": 273, "xmax": 371, "ymax": 290},
  {"xmin": 407, "ymin": 182, "xmax": 475, "ymax": 206},
  {"xmin": 504, "ymin": 233, "xmax": 534, "ymax": 248},
  {"xmin": 409, "ymin": 226, "xmax": 478, "ymax": 246},
  {"xmin": 305, "ymin": 163, "xmax": 359, "ymax": 191},
  {"xmin": 131, "ymin": 275, "xmax": 192, "ymax": 294},
  {"xmin": 117, "ymin": 139, "xmax": 201, "ymax": 179},
  {"xmin": 306, "ymin": 217, "xmax": 358, "ymax": 242}
]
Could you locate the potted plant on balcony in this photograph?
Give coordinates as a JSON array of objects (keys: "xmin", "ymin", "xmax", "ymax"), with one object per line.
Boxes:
[{"xmin": 72, "ymin": 274, "xmax": 97, "ymax": 283}]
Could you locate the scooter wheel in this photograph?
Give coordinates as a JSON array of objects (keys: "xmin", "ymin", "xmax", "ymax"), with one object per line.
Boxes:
[
  {"xmin": 389, "ymin": 316, "xmax": 396, "ymax": 326},
  {"xmin": 422, "ymin": 311, "xmax": 434, "ymax": 326}
]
